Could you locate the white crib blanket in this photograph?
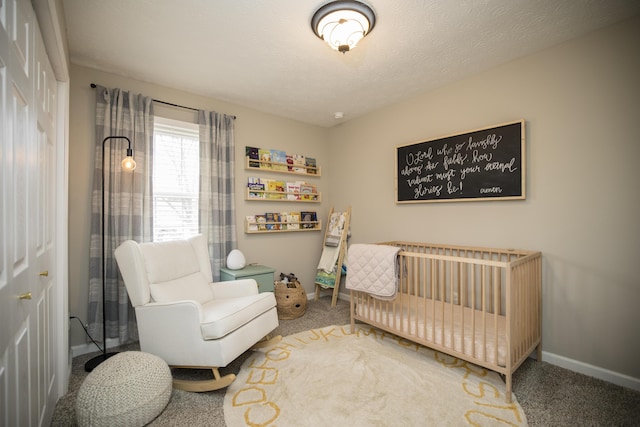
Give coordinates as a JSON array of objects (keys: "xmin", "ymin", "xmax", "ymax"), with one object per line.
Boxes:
[{"xmin": 345, "ymin": 244, "xmax": 400, "ymax": 299}]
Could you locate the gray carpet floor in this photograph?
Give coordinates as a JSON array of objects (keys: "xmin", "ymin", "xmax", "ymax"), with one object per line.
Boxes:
[{"xmin": 52, "ymin": 297, "xmax": 640, "ymax": 426}]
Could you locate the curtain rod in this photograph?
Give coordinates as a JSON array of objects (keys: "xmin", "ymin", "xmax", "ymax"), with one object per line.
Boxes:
[{"xmin": 90, "ymin": 83, "xmax": 236, "ymax": 118}]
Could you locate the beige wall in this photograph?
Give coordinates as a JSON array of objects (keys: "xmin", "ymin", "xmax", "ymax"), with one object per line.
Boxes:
[
  {"xmin": 69, "ymin": 15, "xmax": 639, "ymax": 382},
  {"xmin": 68, "ymin": 65, "xmax": 329, "ymax": 347},
  {"xmin": 327, "ymin": 16, "xmax": 640, "ymax": 380}
]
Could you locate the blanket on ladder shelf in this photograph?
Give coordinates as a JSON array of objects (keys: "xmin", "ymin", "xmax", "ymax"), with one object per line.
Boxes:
[
  {"xmin": 316, "ymin": 211, "xmax": 349, "ymax": 274},
  {"xmin": 345, "ymin": 244, "xmax": 400, "ymax": 300}
]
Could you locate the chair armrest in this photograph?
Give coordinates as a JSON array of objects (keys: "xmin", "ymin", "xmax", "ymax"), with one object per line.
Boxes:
[
  {"xmin": 135, "ymin": 300, "xmax": 207, "ymax": 364},
  {"xmin": 210, "ymin": 279, "xmax": 259, "ymax": 299}
]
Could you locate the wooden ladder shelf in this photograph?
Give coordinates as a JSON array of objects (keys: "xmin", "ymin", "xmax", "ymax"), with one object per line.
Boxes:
[{"xmin": 314, "ymin": 206, "xmax": 351, "ymax": 307}]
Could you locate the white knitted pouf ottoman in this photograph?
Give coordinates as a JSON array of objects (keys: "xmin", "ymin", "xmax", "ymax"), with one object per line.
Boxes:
[{"xmin": 76, "ymin": 351, "xmax": 172, "ymax": 427}]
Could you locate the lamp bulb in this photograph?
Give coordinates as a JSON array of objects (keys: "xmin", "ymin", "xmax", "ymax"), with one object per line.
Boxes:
[{"xmin": 121, "ymin": 156, "xmax": 137, "ymax": 171}]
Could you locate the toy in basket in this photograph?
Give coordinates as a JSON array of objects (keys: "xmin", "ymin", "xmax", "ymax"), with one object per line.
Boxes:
[{"xmin": 274, "ymin": 273, "xmax": 307, "ymax": 319}]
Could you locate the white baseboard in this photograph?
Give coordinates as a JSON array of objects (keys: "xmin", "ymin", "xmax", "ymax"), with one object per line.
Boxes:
[
  {"xmin": 307, "ymin": 291, "xmax": 350, "ymax": 302},
  {"xmin": 542, "ymin": 351, "xmax": 640, "ymax": 392},
  {"xmin": 71, "ymin": 337, "xmax": 121, "ymax": 359}
]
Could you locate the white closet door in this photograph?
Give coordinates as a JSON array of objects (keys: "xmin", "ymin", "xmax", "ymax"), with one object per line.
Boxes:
[{"xmin": 0, "ymin": 0, "xmax": 58, "ymax": 425}]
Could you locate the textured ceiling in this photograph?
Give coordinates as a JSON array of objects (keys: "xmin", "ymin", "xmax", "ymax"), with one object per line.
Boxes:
[{"xmin": 62, "ymin": 0, "xmax": 640, "ymax": 127}]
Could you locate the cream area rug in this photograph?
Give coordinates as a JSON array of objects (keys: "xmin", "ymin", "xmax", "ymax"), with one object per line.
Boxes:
[{"xmin": 224, "ymin": 325, "xmax": 527, "ymax": 427}]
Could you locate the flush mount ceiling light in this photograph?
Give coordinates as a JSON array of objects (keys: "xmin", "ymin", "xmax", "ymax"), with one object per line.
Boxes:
[{"xmin": 311, "ymin": 0, "xmax": 376, "ymax": 54}]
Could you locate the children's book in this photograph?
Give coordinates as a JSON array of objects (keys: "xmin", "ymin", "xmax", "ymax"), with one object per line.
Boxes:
[
  {"xmin": 300, "ymin": 211, "xmax": 317, "ymax": 229},
  {"xmin": 246, "ymin": 146, "xmax": 260, "ymax": 168},
  {"xmin": 267, "ymin": 180, "xmax": 285, "ymax": 199},
  {"xmin": 274, "ymin": 212, "xmax": 283, "ymax": 230},
  {"xmin": 287, "ymin": 212, "xmax": 300, "ymax": 230},
  {"xmin": 265, "ymin": 212, "xmax": 280, "ymax": 230},
  {"xmin": 286, "ymin": 182, "xmax": 301, "ymax": 200},
  {"xmin": 247, "ymin": 177, "xmax": 265, "ymax": 198},
  {"xmin": 270, "ymin": 149, "xmax": 287, "ymax": 171},
  {"xmin": 293, "ymin": 154, "xmax": 306, "ymax": 173},
  {"xmin": 246, "ymin": 215, "xmax": 258, "ymax": 231},
  {"xmin": 300, "ymin": 183, "xmax": 316, "ymax": 200},
  {"xmin": 255, "ymin": 214, "xmax": 267, "ymax": 231},
  {"xmin": 279, "ymin": 212, "xmax": 288, "ymax": 230},
  {"xmin": 305, "ymin": 157, "xmax": 317, "ymax": 174},
  {"xmin": 259, "ymin": 149, "xmax": 272, "ymax": 168}
]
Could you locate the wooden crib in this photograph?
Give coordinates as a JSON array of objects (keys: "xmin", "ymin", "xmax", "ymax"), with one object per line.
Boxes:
[{"xmin": 349, "ymin": 241, "xmax": 542, "ymax": 403}]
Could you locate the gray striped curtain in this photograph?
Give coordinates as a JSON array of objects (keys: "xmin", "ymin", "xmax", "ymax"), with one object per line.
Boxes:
[
  {"xmin": 88, "ymin": 86, "xmax": 153, "ymax": 345},
  {"xmin": 198, "ymin": 110, "xmax": 237, "ymax": 280}
]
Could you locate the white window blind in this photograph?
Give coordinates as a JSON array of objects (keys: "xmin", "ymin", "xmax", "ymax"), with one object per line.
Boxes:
[{"xmin": 153, "ymin": 117, "xmax": 200, "ymax": 242}]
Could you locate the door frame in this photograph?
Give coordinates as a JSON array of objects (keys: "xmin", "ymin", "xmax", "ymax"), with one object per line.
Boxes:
[{"xmin": 32, "ymin": 0, "xmax": 70, "ymax": 397}]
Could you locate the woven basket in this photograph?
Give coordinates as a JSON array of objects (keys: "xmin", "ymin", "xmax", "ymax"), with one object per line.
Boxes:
[{"xmin": 274, "ymin": 280, "xmax": 307, "ymax": 319}]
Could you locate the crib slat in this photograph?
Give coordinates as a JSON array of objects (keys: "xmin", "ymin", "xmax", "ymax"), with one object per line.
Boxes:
[
  {"xmin": 439, "ymin": 259, "xmax": 445, "ymax": 347},
  {"xmin": 430, "ymin": 258, "xmax": 436, "ymax": 344},
  {"xmin": 471, "ymin": 263, "xmax": 476, "ymax": 360},
  {"xmin": 422, "ymin": 256, "xmax": 427, "ymax": 341},
  {"xmin": 449, "ymin": 259, "xmax": 454, "ymax": 352},
  {"xmin": 493, "ymin": 265, "xmax": 500, "ymax": 367},
  {"xmin": 481, "ymin": 264, "xmax": 487, "ymax": 363}
]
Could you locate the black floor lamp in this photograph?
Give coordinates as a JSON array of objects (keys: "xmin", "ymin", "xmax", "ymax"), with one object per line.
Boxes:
[{"xmin": 84, "ymin": 136, "xmax": 137, "ymax": 372}]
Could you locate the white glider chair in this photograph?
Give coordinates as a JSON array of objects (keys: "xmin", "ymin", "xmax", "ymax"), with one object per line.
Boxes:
[{"xmin": 114, "ymin": 234, "xmax": 280, "ymax": 392}]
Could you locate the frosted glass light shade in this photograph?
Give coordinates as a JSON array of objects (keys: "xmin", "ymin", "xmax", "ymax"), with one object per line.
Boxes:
[
  {"xmin": 311, "ymin": 0, "xmax": 376, "ymax": 53},
  {"xmin": 226, "ymin": 249, "xmax": 246, "ymax": 270},
  {"xmin": 317, "ymin": 10, "xmax": 368, "ymax": 52}
]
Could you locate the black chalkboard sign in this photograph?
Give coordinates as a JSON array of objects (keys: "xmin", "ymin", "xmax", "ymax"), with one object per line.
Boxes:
[{"xmin": 396, "ymin": 120, "xmax": 525, "ymax": 203}]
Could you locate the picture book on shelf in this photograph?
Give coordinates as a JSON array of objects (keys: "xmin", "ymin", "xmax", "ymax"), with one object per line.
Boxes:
[
  {"xmin": 286, "ymin": 182, "xmax": 301, "ymax": 200},
  {"xmin": 246, "ymin": 215, "xmax": 258, "ymax": 231},
  {"xmin": 286, "ymin": 155, "xmax": 294, "ymax": 171},
  {"xmin": 246, "ymin": 146, "xmax": 260, "ymax": 167},
  {"xmin": 305, "ymin": 157, "xmax": 317, "ymax": 174},
  {"xmin": 300, "ymin": 183, "xmax": 317, "ymax": 200},
  {"xmin": 265, "ymin": 212, "xmax": 281, "ymax": 230},
  {"xmin": 270, "ymin": 149, "xmax": 287, "ymax": 171},
  {"xmin": 267, "ymin": 180, "xmax": 285, "ymax": 199},
  {"xmin": 247, "ymin": 177, "xmax": 265, "ymax": 198},
  {"xmin": 287, "ymin": 212, "xmax": 300, "ymax": 229},
  {"xmin": 293, "ymin": 154, "xmax": 306, "ymax": 173},
  {"xmin": 300, "ymin": 211, "xmax": 317, "ymax": 229},
  {"xmin": 273, "ymin": 212, "xmax": 282, "ymax": 229},
  {"xmin": 279, "ymin": 212, "xmax": 288, "ymax": 230},
  {"xmin": 255, "ymin": 214, "xmax": 267, "ymax": 231},
  {"xmin": 259, "ymin": 149, "xmax": 271, "ymax": 168}
]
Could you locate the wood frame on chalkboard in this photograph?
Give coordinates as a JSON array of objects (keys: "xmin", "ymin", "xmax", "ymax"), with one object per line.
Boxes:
[{"xmin": 395, "ymin": 120, "xmax": 525, "ymax": 203}]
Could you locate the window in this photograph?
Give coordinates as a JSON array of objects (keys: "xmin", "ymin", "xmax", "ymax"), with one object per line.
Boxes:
[{"xmin": 152, "ymin": 117, "xmax": 199, "ymax": 242}]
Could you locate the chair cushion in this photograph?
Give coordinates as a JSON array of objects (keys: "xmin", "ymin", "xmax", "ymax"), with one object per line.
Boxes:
[
  {"xmin": 149, "ymin": 271, "xmax": 213, "ymax": 304},
  {"xmin": 140, "ymin": 239, "xmax": 203, "ymax": 283},
  {"xmin": 200, "ymin": 292, "xmax": 277, "ymax": 339}
]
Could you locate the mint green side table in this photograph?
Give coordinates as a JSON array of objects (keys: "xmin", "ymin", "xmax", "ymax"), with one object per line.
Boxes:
[{"xmin": 219, "ymin": 265, "xmax": 275, "ymax": 293}]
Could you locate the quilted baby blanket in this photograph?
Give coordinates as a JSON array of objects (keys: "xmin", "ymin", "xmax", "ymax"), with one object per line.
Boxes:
[{"xmin": 345, "ymin": 244, "xmax": 401, "ymax": 300}]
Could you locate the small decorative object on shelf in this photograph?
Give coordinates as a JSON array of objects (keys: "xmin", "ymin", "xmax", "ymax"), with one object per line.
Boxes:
[
  {"xmin": 226, "ymin": 249, "xmax": 246, "ymax": 270},
  {"xmin": 245, "ymin": 146, "xmax": 321, "ymax": 176},
  {"xmin": 246, "ymin": 177, "xmax": 320, "ymax": 202},
  {"xmin": 245, "ymin": 211, "xmax": 321, "ymax": 233}
]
